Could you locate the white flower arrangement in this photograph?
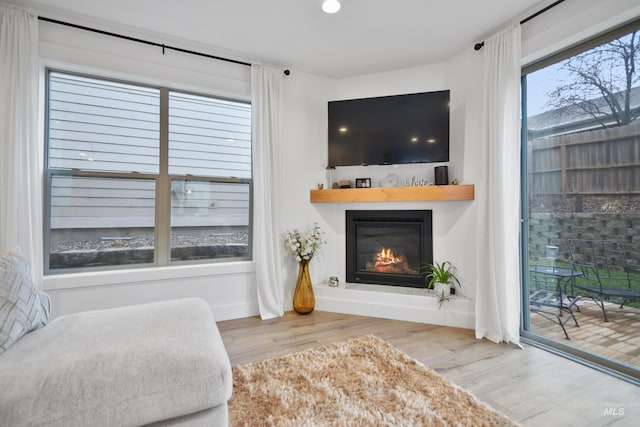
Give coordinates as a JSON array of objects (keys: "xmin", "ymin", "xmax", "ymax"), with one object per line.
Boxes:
[{"xmin": 283, "ymin": 223, "xmax": 325, "ymax": 262}]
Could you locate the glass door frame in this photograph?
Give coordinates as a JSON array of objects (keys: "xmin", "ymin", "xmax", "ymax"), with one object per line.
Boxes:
[{"xmin": 519, "ymin": 75, "xmax": 640, "ymax": 387}]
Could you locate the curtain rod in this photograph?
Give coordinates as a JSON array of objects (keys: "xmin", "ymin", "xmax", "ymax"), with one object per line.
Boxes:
[
  {"xmin": 473, "ymin": 0, "xmax": 566, "ymax": 51},
  {"xmin": 37, "ymin": 16, "xmax": 291, "ymax": 75}
]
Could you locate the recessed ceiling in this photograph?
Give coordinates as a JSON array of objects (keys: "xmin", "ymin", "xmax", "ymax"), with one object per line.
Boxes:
[{"xmin": 13, "ymin": 0, "xmax": 545, "ymax": 78}]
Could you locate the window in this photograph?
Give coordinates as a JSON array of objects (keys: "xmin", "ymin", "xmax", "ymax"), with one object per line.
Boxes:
[
  {"xmin": 521, "ymin": 21, "xmax": 639, "ymax": 382},
  {"xmin": 45, "ymin": 71, "xmax": 251, "ymax": 272}
]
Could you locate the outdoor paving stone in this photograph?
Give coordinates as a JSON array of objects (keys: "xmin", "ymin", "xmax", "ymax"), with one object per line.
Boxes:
[{"xmin": 530, "ymin": 302, "xmax": 639, "ymax": 367}]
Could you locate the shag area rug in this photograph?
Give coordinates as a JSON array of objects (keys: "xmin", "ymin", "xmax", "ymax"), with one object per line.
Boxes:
[{"xmin": 229, "ymin": 335, "xmax": 518, "ymax": 426}]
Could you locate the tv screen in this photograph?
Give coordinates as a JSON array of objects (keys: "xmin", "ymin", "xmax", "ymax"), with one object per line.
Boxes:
[{"xmin": 328, "ymin": 90, "xmax": 450, "ymax": 167}]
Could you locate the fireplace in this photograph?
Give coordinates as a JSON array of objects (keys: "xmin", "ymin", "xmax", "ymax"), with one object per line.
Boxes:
[{"xmin": 346, "ymin": 210, "xmax": 433, "ymax": 288}]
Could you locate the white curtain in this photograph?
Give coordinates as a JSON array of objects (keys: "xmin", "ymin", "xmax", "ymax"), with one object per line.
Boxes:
[
  {"xmin": 475, "ymin": 24, "xmax": 522, "ymax": 346},
  {"xmin": 0, "ymin": 5, "xmax": 43, "ymax": 284},
  {"xmin": 251, "ymin": 64, "xmax": 285, "ymax": 319}
]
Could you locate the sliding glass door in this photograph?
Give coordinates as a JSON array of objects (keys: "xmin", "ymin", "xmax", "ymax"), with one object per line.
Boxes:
[{"xmin": 521, "ymin": 20, "xmax": 640, "ymax": 382}]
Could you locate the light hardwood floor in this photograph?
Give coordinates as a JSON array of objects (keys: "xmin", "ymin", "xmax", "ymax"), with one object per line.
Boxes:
[{"xmin": 218, "ymin": 311, "xmax": 640, "ymax": 427}]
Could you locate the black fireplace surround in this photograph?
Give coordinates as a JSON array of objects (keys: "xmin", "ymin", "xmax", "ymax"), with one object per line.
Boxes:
[{"xmin": 346, "ymin": 210, "xmax": 433, "ymax": 288}]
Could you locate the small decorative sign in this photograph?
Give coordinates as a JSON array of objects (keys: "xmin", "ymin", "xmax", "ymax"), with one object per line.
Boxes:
[{"xmin": 404, "ymin": 176, "xmax": 432, "ymax": 187}]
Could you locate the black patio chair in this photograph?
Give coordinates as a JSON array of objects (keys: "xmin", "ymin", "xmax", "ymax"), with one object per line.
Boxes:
[
  {"xmin": 529, "ymin": 268, "xmax": 580, "ymax": 340},
  {"xmin": 567, "ymin": 239, "xmax": 640, "ymax": 322}
]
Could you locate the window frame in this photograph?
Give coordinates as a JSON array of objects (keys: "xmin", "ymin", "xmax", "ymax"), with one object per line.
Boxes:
[
  {"xmin": 43, "ymin": 69, "xmax": 252, "ymax": 274},
  {"xmin": 520, "ymin": 18, "xmax": 640, "ymax": 385}
]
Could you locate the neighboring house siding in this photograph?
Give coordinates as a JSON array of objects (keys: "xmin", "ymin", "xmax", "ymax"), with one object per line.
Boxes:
[
  {"xmin": 169, "ymin": 92, "xmax": 251, "ymax": 178},
  {"xmin": 50, "ymin": 176, "xmax": 249, "ymax": 229},
  {"xmin": 48, "ymin": 73, "xmax": 251, "ymax": 230},
  {"xmin": 527, "ymin": 86, "xmax": 640, "ymax": 140},
  {"xmin": 170, "ymin": 181, "xmax": 250, "ymax": 227},
  {"xmin": 48, "ymin": 74, "xmax": 160, "ymax": 173}
]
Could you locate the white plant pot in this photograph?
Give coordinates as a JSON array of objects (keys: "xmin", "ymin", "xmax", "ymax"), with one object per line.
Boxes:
[{"xmin": 434, "ymin": 282, "xmax": 451, "ymax": 296}]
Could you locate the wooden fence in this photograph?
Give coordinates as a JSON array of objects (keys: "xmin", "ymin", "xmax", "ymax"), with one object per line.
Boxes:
[{"xmin": 528, "ymin": 123, "xmax": 640, "ymax": 196}]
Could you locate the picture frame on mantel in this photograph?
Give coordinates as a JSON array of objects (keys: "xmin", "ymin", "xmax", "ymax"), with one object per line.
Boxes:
[{"xmin": 356, "ymin": 178, "xmax": 371, "ymax": 188}]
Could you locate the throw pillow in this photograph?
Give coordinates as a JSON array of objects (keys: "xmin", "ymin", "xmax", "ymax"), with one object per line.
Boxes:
[{"xmin": 0, "ymin": 252, "xmax": 50, "ymax": 354}]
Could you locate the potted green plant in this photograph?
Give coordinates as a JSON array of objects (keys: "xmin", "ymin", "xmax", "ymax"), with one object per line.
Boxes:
[{"xmin": 422, "ymin": 261, "xmax": 461, "ymax": 307}]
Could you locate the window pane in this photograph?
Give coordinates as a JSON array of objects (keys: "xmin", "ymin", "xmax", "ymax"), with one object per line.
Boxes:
[
  {"xmin": 48, "ymin": 72, "xmax": 160, "ymax": 173},
  {"xmin": 49, "ymin": 175, "xmax": 156, "ymax": 270},
  {"xmin": 45, "ymin": 71, "xmax": 253, "ymax": 273},
  {"xmin": 170, "ymin": 179, "xmax": 249, "ymax": 261},
  {"xmin": 523, "ymin": 27, "xmax": 640, "ymax": 372},
  {"xmin": 168, "ymin": 92, "xmax": 251, "ymax": 178}
]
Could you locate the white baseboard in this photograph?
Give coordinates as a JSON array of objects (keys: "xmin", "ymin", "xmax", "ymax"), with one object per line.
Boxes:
[{"xmin": 211, "ymin": 301, "xmax": 259, "ymax": 321}]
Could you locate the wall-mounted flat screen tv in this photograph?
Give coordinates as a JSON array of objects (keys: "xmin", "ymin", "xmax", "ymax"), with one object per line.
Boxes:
[{"xmin": 328, "ymin": 90, "xmax": 450, "ymax": 167}]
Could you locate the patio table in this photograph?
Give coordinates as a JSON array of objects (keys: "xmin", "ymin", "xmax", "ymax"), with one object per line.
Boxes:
[{"xmin": 529, "ymin": 265, "xmax": 583, "ymax": 339}]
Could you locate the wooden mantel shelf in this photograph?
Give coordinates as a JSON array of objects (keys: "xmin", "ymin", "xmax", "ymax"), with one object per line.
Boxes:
[{"xmin": 310, "ymin": 184, "xmax": 474, "ymax": 203}]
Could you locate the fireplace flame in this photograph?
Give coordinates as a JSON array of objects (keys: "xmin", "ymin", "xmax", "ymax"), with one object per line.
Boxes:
[
  {"xmin": 373, "ymin": 247, "xmax": 408, "ymax": 273},
  {"xmin": 365, "ymin": 246, "xmax": 418, "ymax": 275},
  {"xmin": 375, "ymin": 247, "xmax": 401, "ymax": 267}
]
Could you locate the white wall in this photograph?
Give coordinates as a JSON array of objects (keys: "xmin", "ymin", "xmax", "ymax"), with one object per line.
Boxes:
[
  {"xmin": 520, "ymin": 0, "xmax": 640, "ymax": 66},
  {"xmin": 282, "ymin": 0, "xmax": 640, "ymax": 328},
  {"xmin": 28, "ymin": 0, "xmax": 640, "ymax": 326},
  {"xmin": 278, "ymin": 70, "xmax": 335, "ymax": 310},
  {"xmin": 45, "ymin": 262, "xmax": 257, "ymax": 320},
  {"xmin": 291, "ymin": 60, "xmax": 481, "ymax": 329},
  {"xmin": 35, "ymin": 18, "xmax": 259, "ymax": 321}
]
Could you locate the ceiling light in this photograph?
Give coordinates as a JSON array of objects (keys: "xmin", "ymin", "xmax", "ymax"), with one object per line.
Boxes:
[{"xmin": 322, "ymin": 0, "xmax": 341, "ymax": 14}]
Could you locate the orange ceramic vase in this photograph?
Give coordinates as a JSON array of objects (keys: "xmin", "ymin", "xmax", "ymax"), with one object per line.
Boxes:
[{"xmin": 293, "ymin": 260, "xmax": 315, "ymax": 314}]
